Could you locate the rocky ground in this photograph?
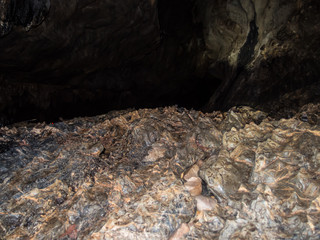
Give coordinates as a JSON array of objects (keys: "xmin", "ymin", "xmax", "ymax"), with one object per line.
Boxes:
[{"xmin": 0, "ymin": 104, "xmax": 320, "ymax": 239}]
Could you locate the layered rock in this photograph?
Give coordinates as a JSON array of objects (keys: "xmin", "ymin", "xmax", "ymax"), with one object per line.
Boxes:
[{"xmin": 1, "ymin": 104, "xmax": 320, "ymax": 239}]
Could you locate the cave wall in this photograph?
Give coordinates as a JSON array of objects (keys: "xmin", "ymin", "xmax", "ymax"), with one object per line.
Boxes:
[
  {"xmin": 0, "ymin": 0, "xmax": 161, "ymax": 123},
  {"xmin": 200, "ymin": 0, "xmax": 320, "ymax": 115},
  {"xmin": 0, "ymin": 0, "xmax": 320, "ymax": 124},
  {"xmin": 0, "ymin": 0, "xmax": 207, "ymax": 124}
]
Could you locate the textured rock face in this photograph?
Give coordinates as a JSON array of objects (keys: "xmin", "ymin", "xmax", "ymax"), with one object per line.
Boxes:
[
  {"xmin": 0, "ymin": 0, "xmax": 50, "ymax": 36},
  {"xmin": 201, "ymin": 0, "xmax": 320, "ymax": 112},
  {"xmin": 0, "ymin": 0, "xmax": 319, "ymax": 124},
  {"xmin": 1, "ymin": 104, "xmax": 320, "ymax": 239}
]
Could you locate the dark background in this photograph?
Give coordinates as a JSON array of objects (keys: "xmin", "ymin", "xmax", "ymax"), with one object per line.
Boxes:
[{"xmin": 0, "ymin": 0, "xmax": 319, "ymax": 125}]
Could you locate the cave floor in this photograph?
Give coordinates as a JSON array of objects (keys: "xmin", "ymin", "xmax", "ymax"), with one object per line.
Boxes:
[{"xmin": 0, "ymin": 104, "xmax": 320, "ymax": 239}]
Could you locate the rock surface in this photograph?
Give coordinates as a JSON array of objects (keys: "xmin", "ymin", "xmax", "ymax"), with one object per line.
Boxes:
[
  {"xmin": 1, "ymin": 104, "xmax": 320, "ymax": 239},
  {"xmin": 1, "ymin": 0, "xmax": 320, "ymax": 124},
  {"xmin": 202, "ymin": 0, "xmax": 320, "ymax": 112},
  {"xmin": 0, "ymin": 0, "xmax": 208, "ymax": 124}
]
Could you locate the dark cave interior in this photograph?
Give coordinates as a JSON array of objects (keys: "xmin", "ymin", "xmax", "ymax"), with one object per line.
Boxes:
[
  {"xmin": 0, "ymin": 0, "xmax": 320, "ymax": 125},
  {"xmin": 1, "ymin": 1, "xmax": 320, "ymax": 238}
]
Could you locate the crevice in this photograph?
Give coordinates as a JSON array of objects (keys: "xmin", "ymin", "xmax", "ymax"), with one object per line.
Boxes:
[
  {"xmin": 203, "ymin": 10, "xmax": 259, "ymax": 112},
  {"xmin": 237, "ymin": 12, "xmax": 258, "ymax": 68}
]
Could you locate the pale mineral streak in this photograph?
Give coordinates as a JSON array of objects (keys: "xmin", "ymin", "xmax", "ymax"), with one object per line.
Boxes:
[{"xmin": 0, "ymin": 104, "xmax": 320, "ymax": 239}]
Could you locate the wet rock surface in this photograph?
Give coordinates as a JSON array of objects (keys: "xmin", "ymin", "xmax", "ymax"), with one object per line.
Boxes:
[{"xmin": 1, "ymin": 104, "xmax": 320, "ymax": 239}]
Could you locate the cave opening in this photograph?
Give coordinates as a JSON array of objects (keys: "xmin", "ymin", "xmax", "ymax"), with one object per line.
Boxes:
[{"xmin": 0, "ymin": 0, "xmax": 320, "ymax": 126}]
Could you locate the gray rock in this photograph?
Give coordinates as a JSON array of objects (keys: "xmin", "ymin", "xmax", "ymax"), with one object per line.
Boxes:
[{"xmin": 0, "ymin": 104, "xmax": 320, "ymax": 239}]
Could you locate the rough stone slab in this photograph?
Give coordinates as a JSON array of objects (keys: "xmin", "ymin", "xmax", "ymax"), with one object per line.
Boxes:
[{"xmin": 1, "ymin": 104, "xmax": 320, "ymax": 239}]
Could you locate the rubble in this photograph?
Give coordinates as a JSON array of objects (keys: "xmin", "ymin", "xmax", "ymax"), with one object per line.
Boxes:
[{"xmin": 0, "ymin": 104, "xmax": 320, "ymax": 239}]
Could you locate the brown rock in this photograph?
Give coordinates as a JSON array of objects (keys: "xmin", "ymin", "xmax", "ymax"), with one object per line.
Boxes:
[
  {"xmin": 184, "ymin": 177, "xmax": 202, "ymax": 196},
  {"xmin": 183, "ymin": 164, "xmax": 200, "ymax": 181},
  {"xmin": 169, "ymin": 223, "xmax": 190, "ymax": 240},
  {"xmin": 1, "ymin": 104, "xmax": 320, "ymax": 239}
]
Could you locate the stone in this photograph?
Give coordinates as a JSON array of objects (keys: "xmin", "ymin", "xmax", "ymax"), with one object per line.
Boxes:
[
  {"xmin": 184, "ymin": 176, "xmax": 202, "ymax": 196},
  {"xmin": 195, "ymin": 195, "xmax": 217, "ymax": 211},
  {"xmin": 1, "ymin": 0, "xmax": 320, "ymax": 125},
  {"xmin": 168, "ymin": 223, "xmax": 190, "ymax": 240},
  {"xmin": 183, "ymin": 164, "xmax": 199, "ymax": 181},
  {"xmin": 1, "ymin": 104, "xmax": 320, "ymax": 239}
]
